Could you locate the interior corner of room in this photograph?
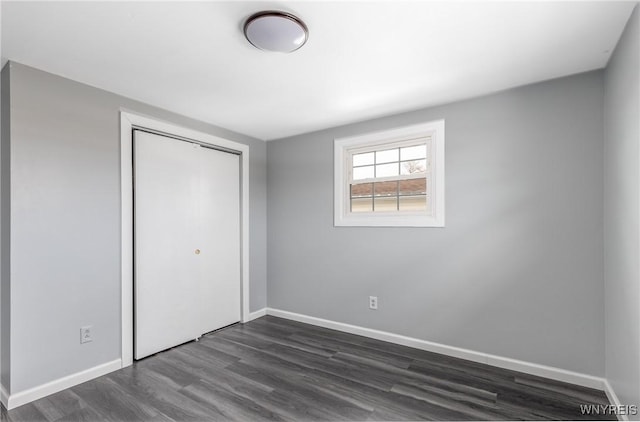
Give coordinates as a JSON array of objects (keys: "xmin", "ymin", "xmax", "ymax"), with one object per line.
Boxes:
[{"xmin": 0, "ymin": 1, "xmax": 639, "ymax": 421}]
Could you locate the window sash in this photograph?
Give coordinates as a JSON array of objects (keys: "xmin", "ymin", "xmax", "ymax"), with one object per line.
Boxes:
[
  {"xmin": 349, "ymin": 171, "xmax": 428, "ymax": 185},
  {"xmin": 347, "ymin": 138, "xmax": 431, "ymax": 185},
  {"xmin": 347, "ymin": 138, "xmax": 432, "ymax": 215},
  {"xmin": 347, "ymin": 135, "xmax": 431, "ymax": 155}
]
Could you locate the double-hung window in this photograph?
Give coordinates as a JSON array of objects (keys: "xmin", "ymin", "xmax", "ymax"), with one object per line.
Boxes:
[{"xmin": 334, "ymin": 120, "xmax": 444, "ymax": 227}]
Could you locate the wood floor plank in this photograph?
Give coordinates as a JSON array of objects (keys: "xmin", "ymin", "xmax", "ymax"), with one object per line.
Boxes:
[
  {"xmin": 52, "ymin": 406, "xmax": 105, "ymax": 422},
  {"xmin": 179, "ymin": 379, "xmax": 286, "ymax": 422},
  {"xmin": 406, "ymin": 362, "xmax": 610, "ymax": 419},
  {"xmin": 390, "ymin": 383, "xmax": 508, "ymax": 420},
  {"xmin": 261, "ymin": 342, "xmax": 399, "ymax": 391},
  {"xmin": 294, "ymin": 364, "xmax": 452, "ymax": 420},
  {"xmin": 226, "ymin": 360, "xmax": 374, "ymax": 421},
  {"xmin": 176, "ymin": 340, "xmax": 240, "ymax": 367},
  {"xmin": 226, "ymin": 324, "xmax": 336, "ymax": 357},
  {"xmin": 31, "ymin": 390, "xmax": 87, "ymax": 422},
  {"xmin": 3, "ymin": 316, "xmax": 615, "ymax": 421},
  {"xmin": 156, "ymin": 348, "xmax": 275, "ymax": 395},
  {"xmin": 199, "ymin": 373, "xmax": 331, "ymax": 422},
  {"xmin": 5, "ymin": 403, "xmax": 48, "ymax": 422},
  {"xmin": 71, "ymin": 376, "xmax": 161, "ymax": 422},
  {"xmin": 107, "ymin": 366, "xmax": 217, "ymax": 421},
  {"xmin": 513, "ymin": 375, "xmax": 610, "ymax": 405},
  {"xmin": 290, "ymin": 330, "xmax": 418, "ymax": 368}
]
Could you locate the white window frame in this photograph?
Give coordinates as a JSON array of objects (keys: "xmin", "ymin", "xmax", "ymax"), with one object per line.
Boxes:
[{"xmin": 334, "ymin": 120, "xmax": 445, "ymax": 227}]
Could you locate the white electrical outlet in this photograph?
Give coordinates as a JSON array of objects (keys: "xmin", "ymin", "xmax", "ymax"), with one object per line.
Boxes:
[
  {"xmin": 369, "ymin": 296, "xmax": 378, "ymax": 310},
  {"xmin": 80, "ymin": 326, "xmax": 93, "ymax": 344}
]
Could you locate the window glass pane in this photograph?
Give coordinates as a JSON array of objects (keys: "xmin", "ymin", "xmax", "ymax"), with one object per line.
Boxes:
[
  {"xmin": 374, "ymin": 181, "xmax": 398, "ymax": 197},
  {"xmin": 375, "ymin": 148, "xmax": 399, "ymax": 164},
  {"xmin": 374, "ymin": 196, "xmax": 397, "ymax": 212},
  {"xmin": 399, "ymin": 195, "xmax": 427, "ymax": 211},
  {"xmin": 401, "ymin": 144, "xmax": 427, "ymax": 161},
  {"xmin": 353, "ymin": 166, "xmax": 374, "ymax": 180},
  {"xmin": 351, "ymin": 197, "xmax": 373, "ymax": 213},
  {"xmin": 376, "ymin": 163, "xmax": 399, "ymax": 178},
  {"xmin": 401, "ymin": 159, "xmax": 426, "ymax": 175},
  {"xmin": 399, "ymin": 178, "xmax": 426, "ymax": 196},
  {"xmin": 351, "ymin": 183, "xmax": 373, "ymax": 198},
  {"xmin": 353, "ymin": 152, "xmax": 374, "ymax": 167}
]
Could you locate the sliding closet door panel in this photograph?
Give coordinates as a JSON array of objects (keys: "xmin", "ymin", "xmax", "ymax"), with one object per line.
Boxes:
[
  {"xmin": 198, "ymin": 147, "xmax": 241, "ymax": 333},
  {"xmin": 133, "ymin": 131, "xmax": 201, "ymax": 359}
]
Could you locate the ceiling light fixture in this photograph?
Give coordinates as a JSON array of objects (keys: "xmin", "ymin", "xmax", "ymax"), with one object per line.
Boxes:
[{"xmin": 244, "ymin": 11, "xmax": 308, "ymax": 53}]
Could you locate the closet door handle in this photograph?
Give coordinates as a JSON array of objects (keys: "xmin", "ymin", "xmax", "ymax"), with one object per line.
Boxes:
[{"xmin": 195, "ymin": 249, "xmax": 201, "ymax": 255}]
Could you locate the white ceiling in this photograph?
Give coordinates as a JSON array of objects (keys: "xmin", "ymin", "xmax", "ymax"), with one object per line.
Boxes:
[{"xmin": 1, "ymin": 1, "xmax": 636, "ymax": 140}]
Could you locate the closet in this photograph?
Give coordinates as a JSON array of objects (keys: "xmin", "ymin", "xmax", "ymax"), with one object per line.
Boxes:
[{"xmin": 133, "ymin": 130, "xmax": 241, "ymax": 360}]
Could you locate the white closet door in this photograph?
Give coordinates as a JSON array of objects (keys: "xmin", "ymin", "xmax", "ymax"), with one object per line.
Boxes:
[
  {"xmin": 134, "ymin": 131, "xmax": 201, "ymax": 359},
  {"xmin": 133, "ymin": 130, "xmax": 240, "ymax": 360},
  {"xmin": 198, "ymin": 147, "xmax": 241, "ymax": 334}
]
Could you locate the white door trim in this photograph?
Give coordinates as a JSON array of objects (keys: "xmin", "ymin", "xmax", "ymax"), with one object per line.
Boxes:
[{"xmin": 119, "ymin": 110, "xmax": 250, "ymax": 368}]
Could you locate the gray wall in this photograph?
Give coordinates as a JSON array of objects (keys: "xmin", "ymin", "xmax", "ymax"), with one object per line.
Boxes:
[
  {"xmin": 1, "ymin": 62, "xmax": 11, "ymax": 391},
  {"xmin": 268, "ymin": 71, "xmax": 605, "ymax": 376},
  {"xmin": 2, "ymin": 62, "xmax": 267, "ymax": 394},
  {"xmin": 604, "ymin": 3, "xmax": 640, "ymax": 415}
]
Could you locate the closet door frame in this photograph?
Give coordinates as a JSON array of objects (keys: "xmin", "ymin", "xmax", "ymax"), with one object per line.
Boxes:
[{"xmin": 119, "ymin": 110, "xmax": 250, "ymax": 368}]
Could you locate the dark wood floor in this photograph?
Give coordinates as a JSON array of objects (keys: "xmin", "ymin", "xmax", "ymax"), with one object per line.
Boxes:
[{"xmin": 2, "ymin": 316, "xmax": 613, "ymax": 421}]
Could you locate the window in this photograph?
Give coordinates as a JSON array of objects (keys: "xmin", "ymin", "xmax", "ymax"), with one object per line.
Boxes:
[{"xmin": 334, "ymin": 120, "xmax": 444, "ymax": 227}]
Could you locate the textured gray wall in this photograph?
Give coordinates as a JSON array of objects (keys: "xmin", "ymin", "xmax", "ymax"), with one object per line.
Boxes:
[
  {"xmin": 604, "ymin": 4, "xmax": 640, "ymax": 415},
  {"xmin": 4, "ymin": 62, "xmax": 267, "ymax": 394},
  {"xmin": 268, "ymin": 71, "xmax": 605, "ymax": 376}
]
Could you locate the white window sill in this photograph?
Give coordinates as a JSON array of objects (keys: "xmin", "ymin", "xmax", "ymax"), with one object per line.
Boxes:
[{"xmin": 334, "ymin": 214, "xmax": 445, "ymax": 228}]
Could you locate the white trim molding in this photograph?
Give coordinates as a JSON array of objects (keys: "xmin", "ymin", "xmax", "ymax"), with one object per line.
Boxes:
[
  {"xmin": 120, "ymin": 110, "xmax": 250, "ymax": 368},
  {"xmin": 266, "ymin": 308, "xmax": 606, "ymax": 391},
  {"xmin": 247, "ymin": 308, "xmax": 267, "ymax": 322},
  {"xmin": 3, "ymin": 359, "xmax": 121, "ymax": 410}
]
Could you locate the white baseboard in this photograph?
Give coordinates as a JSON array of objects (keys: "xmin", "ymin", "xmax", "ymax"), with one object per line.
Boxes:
[
  {"xmin": 246, "ymin": 308, "xmax": 267, "ymax": 322},
  {"xmin": 266, "ymin": 308, "xmax": 606, "ymax": 391},
  {"xmin": 4, "ymin": 359, "xmax": 121, "ymax": 410},
  {"xmin": 603, "ymin": 380, "xmax": 628, "ymax": 421}
]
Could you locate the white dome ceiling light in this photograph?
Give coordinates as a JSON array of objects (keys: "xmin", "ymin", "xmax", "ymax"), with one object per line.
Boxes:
[{"xmin": 243, "ymin": 11, "xmax": 308, "ymax": 53}]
